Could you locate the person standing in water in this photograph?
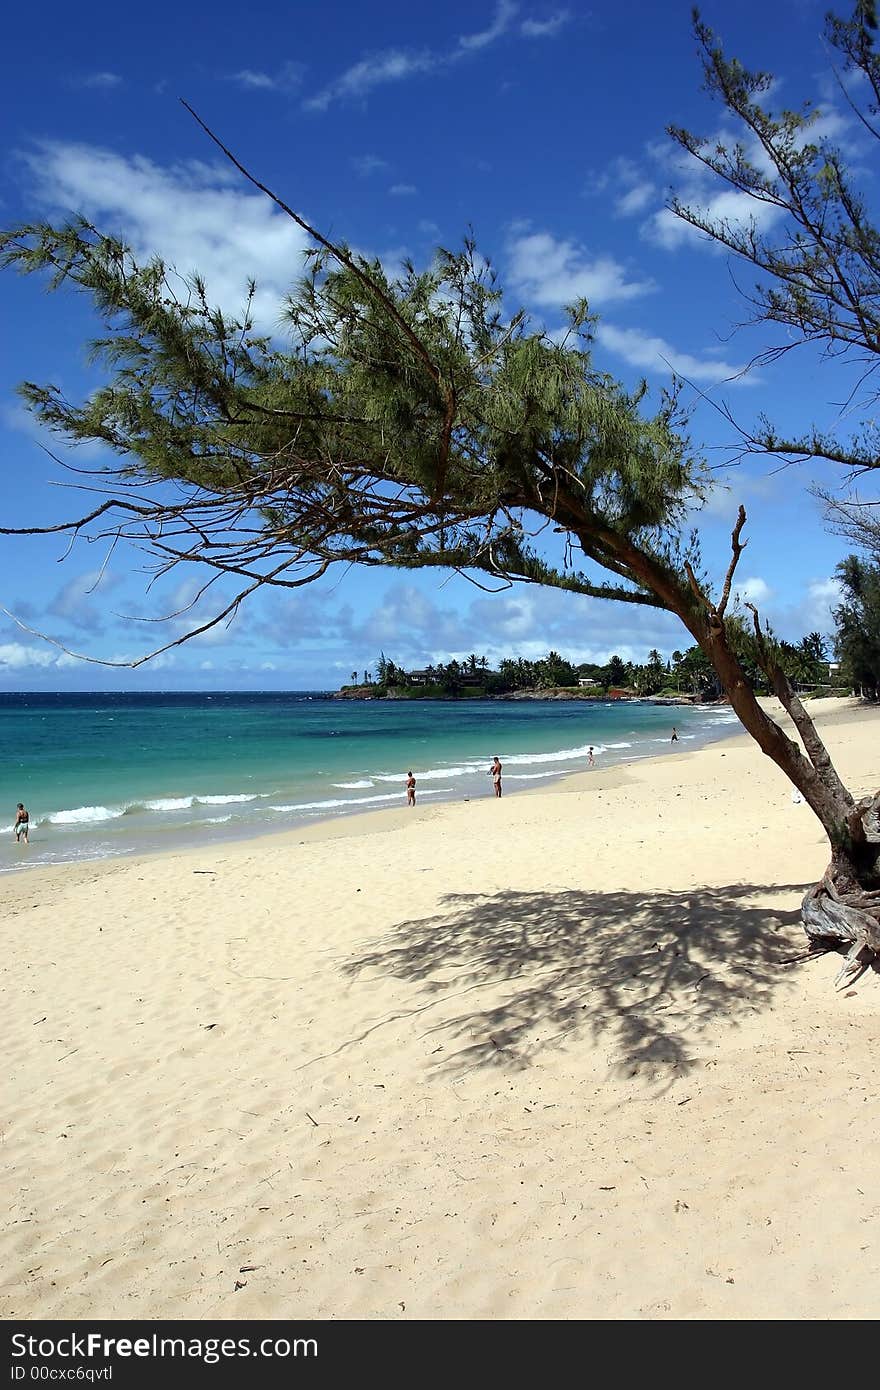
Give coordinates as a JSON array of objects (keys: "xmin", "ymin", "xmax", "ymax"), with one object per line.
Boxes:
[
  {"xmin": 489, "ymin": 756, "xmax": 503, "ymax": 797},
  {"xmin": 14, "ymin": 803, "xmax": 29, "ymax": 844},
  {"xmin": 671, "ymin": 727, "xmax": 679, "ymax": 744},
  {"xmin": 588, "ymin": 746, "xmax": 595, "ymax": 767},
  {"xmin": 405, "ymin": 770, "xmax": 416, "ymax": 807}
]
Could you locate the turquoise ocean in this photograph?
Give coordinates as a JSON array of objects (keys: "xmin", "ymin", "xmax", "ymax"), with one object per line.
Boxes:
[{"xmin": 0, "ymin": 692, "xmax": 741, "ymax": 872}]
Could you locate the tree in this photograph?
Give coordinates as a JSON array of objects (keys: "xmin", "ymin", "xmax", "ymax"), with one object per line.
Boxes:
[
  {"xmin": 1, "ymin": 133, "xmax": 878, "ymax": 967},
  {"xmin": 437, "ymin": 659, "xmax": 463, "ymax": 697},
  {"xmin": 670, "ymin": 648, "xmax": 685, "ymax": 691},
  {"xmin": 646, "ymin": 648, "xmax": 666, "ymax": 693},
  {"xmin": 536, "ymin": 650, "xmax": 577, "ymax": 688},
  {"xmin": 802, "ymin": 632, "xmax": 829, "ymax": 666},
  {"xmin": 676, "ymin": 644, "xmax": 717, "ymax": 698},
  {"xmin": 669, "ymin": 5, "xmax": 880, "ymax": 480},
  {"xmin": 834, "ymin": 556, "xmax": 880, "ymax": 696},
  {"xmin": 604, "ymin": 655, "xmax": 629, "ymax": 688}
]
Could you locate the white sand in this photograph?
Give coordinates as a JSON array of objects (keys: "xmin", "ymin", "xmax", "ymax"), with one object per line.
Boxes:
[{"xmin": 2, "ymin": 697, "xmax": 878, "ymax": 1320}]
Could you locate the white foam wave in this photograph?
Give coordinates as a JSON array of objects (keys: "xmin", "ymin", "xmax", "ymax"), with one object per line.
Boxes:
[
  {"xmin": 374, "ymin": 764, "xmax": 481, "ymax": 783},
  {"xmin": 198, "ymin": 793, "xmax": 258, "ymax": 805},
  {"xmin": 270, "ymin": 793, "xmax": 404, "ymax": 812},
  {"xmin": 502, "ymin": 743, "xmax": 598, "ymax": 766},
  {"xmin": 375, "ymin": 740, "xmax": 642, "ymax": 781},
  {"xmin": 505, "ymin": 770, "xmax": 577, "ymax": 780},
  {"xmin": 270, "ymin": 789, "xmax": 448, "ymax": 813},
  {"xmin": 42, "ymin": 805, "xmax": 124, "ymax": 826},
  {"xmin": 201, "ymin": 814, "xmax": 233, "ymax": 824},
  {"xmin": 333, "ymin": 780, "xmax": 375, "ymax": 789},
  {"xmin": 143, "ymin": 796, "xmax": 195, "ymax": 812}
]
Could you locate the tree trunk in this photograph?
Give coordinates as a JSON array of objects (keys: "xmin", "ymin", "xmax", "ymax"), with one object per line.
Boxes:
[
  {"xmin": 800, "ymin": 803, "xmax": 880, "ymax": 953},
  {"xmin": 683, "ymin": 595, "xmax": 880, "ymax": 965},
  {"xmin": 578, "ymin": 516, "xmax": 880, "ymax": 970}
]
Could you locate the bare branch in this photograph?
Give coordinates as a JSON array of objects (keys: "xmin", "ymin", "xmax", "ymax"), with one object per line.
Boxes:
[{"xmin": 716, "ymin": 505, "xmax": 748, "ymax": 619}]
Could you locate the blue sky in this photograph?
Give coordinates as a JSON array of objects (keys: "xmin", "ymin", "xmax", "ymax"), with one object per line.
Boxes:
[{"xmin": 0, "ymin": 0, "xmax": 866, "ymax": 689}]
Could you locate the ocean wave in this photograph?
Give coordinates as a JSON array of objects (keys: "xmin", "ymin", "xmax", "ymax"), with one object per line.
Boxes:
[
  {"xmin": 139, "ymin": 792, "xmax": 260, "ymax": 813},
  {"xmin": 198, "ymin": 793, "xmax": 259, "ymax": 805},
  {"xmin": 201, "ymin": 814, "xmax": 233, "ymax": 824},
  {"xmin": 374, "ymin": 764, "xmax": 481, "ymax": 783},
  {"xmin": 270, "ymin": 792, "xmax": 406, "ymax": 812},
  {"xmin": 369, "ymin": 741, "xmax": 639, "ymax": 782},
  {"xmin": 333, "ymin": 780, "xmax": 375, "ymax": 789},
  {"xmin": 502, "ymin": 743, "xmax": 600, "ymax": 766},
  {"xmin": 270, "ymin": 789, "xmax": 448, "ymax": 813},
  {"xmin": 41, "ymin": 805, "xmax": 125, "ymax": 826},
  {"xmin": 41, "ymin": 790, "xmax": 261, "ymax": 825},
  {"xmin": 505, "ymin": 769, "xmax": 578, "ymax": 780}
]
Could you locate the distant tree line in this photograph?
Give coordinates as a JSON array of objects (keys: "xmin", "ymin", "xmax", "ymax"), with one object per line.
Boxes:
[{"xmin": 341, "ymin": 627, "xmax": 850, "ymax": 699}]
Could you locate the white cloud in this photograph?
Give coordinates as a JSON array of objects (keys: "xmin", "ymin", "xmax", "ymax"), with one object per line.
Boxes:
[
  {"xmin": 520, "ymin": 10, "xmax": 570, "ymax": 39},
  {"xmin": 645, "ymin": 189, "xmax": 786, "ymax": 252},
  {"xmin": 0, "ymin": 642, "xmax": 60, "ymax": 671},
  {"xmin": 584, "ymin": 157, "xmax": 657, "ymax": 221},
  {"xmin": 23, "ymin": 142, "xmax": 313, "ymax": 331},
  {"xmin": 77, "ymin": 72, "xmax": 123, "ymax": 89},
  {"xmin": 641, "ymin": 107, "xmax": 851, "ymax": 254},
  {"xmin": 341, "ymin": 578, "xmax": 684, "ymax": 670},
  {"xmin": 798, "ymin": 576, "xmax": 843, "ymax": 633},
  {"xmin": 595, "ymin": 322, "xmax": 751, "ymax": 385},
  {"xmin": 735, "ymin": 576, "xmax": 773, "ymax": 607},
  {"xmin": 458, "ymin": 0, "xmax": 518, "ymax": 52},
  {"xmin": 305, "ymin": 49, "xmax": 436, "ymax": 111},
  {"xmin": 231, "ymin": 69, "xmax": 276, "ymax": 89},
  {"xmin": 48, "ymin": 568, "xmax": 122, "ymax": 634},
  {"xmin": 306, "ymin": 1, "xmax": 522, "ymax": 111},
  {"xmin": 506, "ymin": 230, "xmax": 654, "ymax": 308},
  {"xmin": 615, "ymin": 182, "xmax": 655, "ymax": 217},
  {"xmin": 228, "ymin": 62, "xmax": 304, "ymax": 92},
  {"xmin": 389, "ymin": 183, "xmax": 417, "ymax": 196},
  {"xmin": 731, "ymin": 574, "xmax": 842, "ymax": 637},
  {"xmin": 352, "ymin": 154, "xmax": 389, "ymax": 177}
]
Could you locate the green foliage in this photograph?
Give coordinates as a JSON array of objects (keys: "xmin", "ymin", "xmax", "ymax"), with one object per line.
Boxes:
[
  {"xmin": 0, "ymin": 217, "xmax": 710, "ymax": 648},
  {"xmin": 669, "ymin": 5, "xmax": 880, "ymax": 473},
  {"xmin": 834, "ymin": 555, "xmax": 880, "ymax": 695},
  {"xmin": 603, "ymin": 655, "xmax": 629, "ymax": 687}
]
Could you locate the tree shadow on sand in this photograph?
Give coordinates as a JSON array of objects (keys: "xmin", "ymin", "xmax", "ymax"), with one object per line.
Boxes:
[{"xmin": 343, "ymin": 884, "xmax": 811, "ymax": 1080}]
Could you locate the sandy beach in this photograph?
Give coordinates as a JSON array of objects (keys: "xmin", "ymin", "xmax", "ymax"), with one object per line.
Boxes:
[{"xmin": 2, "ymin": 696, "xmax": 878, "ymax": 1321}]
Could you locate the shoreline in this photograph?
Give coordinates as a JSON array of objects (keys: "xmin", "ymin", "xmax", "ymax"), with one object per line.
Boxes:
[
  {"xmin": 3, "ymin": 699, "xmax": 741, "ymax": 877},
  {"xmin": 3, "ymin": 694, "xmax": 879, "ymax": 1320}
]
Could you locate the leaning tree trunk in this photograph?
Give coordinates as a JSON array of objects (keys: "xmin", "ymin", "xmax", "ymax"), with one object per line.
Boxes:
[
  {"xmin": 588, "ymin": 507, "xmax": 880, "ymax": 980},
  {"xmin": 676, "ymin": 522, "xmax": 880, "ymax": 977},
  {"xmin": 702, "ymin": 609, "xmax": 880, "ymax": 977}
]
